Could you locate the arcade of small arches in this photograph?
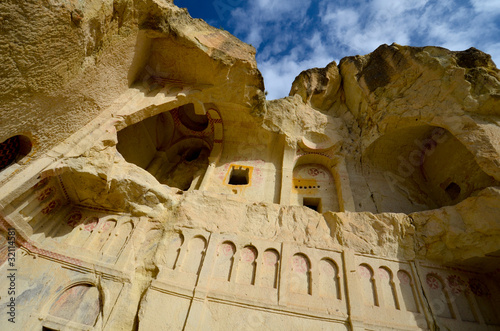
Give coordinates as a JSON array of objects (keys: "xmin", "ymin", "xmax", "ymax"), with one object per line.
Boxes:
[{"xmin": 1, "ymin": 110, "xmax": 497, "ymax": 216}]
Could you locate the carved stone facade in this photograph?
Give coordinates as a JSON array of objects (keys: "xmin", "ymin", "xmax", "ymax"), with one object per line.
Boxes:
[{"xmin": 1, "ymin": 1, "xmax": 500, "ymax": 330}]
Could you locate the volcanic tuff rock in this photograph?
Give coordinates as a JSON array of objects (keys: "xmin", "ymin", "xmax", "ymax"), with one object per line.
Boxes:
[{"xmin": 1, "ymin": 0, "xmax": 500, "ymax": 330}]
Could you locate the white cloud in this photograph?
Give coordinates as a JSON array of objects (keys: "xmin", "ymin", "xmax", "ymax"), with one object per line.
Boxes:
[
  {"xmin": 258, "ymin": 38, "xmax": 335, "ymax": 100},
  {"xmin": 259, "ymin": 52, "xmax": 334, "ymax": 100},
  {"xmin": 255, "ymin": 0, "xmax": 311, "ymax": 16},
  {"xmin": 470, "ymin": 0, "xmax": 500, "ymax": 13},
  {"xmin": 483, "ymin": 42, "xmax": 500, "ymax": 65},
  {"xmin": 370, "ymin": 0, "xmax": 428, "ymax": 17},
  {"xmin": 246, "ymin": 25, "xmax": 263, "ymax": 48},
  {"xmin": 227, "ymin": 0, "xmax": 500, "ymax": 100},
  {"xmin": 322, "ymin": 8, "xmax": 360, "ymax": 32},
  {"xmin": 229, "ymin": 0, "xmax": 312, "ymax": 51}
]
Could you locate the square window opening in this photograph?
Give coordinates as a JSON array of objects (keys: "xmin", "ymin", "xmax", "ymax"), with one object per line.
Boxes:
[
  {"xmin": 303, "ymin": 197, "xmax": 321, "ymax": 212},
  {"xmin": 229, "ymin": 166, "xmax": 250, "ymax": 185}
]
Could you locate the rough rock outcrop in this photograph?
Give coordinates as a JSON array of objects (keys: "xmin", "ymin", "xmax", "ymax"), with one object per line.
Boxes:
[{"xmin": 1, "ymin": 1, "xmax": 500, "ymax": 330}]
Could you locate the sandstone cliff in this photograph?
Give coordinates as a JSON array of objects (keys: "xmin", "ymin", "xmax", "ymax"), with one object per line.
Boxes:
[{"xmin": 1, "ymin": 1, "xmax": 499, "ymax": 330}]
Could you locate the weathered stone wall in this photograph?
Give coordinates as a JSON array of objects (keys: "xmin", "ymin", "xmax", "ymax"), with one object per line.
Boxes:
[{"xmin": 1, "ymin": 0, "xmax": 500, "ymax": 330}]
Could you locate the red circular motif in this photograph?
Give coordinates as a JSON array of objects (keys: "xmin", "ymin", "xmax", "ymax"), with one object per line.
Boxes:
[
  {"xmin": 41, "ymin": 200, "xmax": 60, "ymax": 215},
  {"xmin": 83, "ymin": 217, "xmax": 99, "ymax": 232},
  {"xmin": 33, "ymin": 177, "xmax": 49, "ymax": 190},
  {"xmin": 358, "ymin": 265, "xmax": 371, "ymax": 279},
  {"xmin": 426, "ymin": 275, "xmax": 440, "ymax": 290},
  {"xmin": 241, "ymin": 247, "xmax": 256, "ymax": 263},
  {"xmin": 263, "ymin": 251, "xmax": 278, "ymax": 266},
  {"xmin": 397, "ymin": 271, "xmax": 411, "ymax": 285},
  {"xmin": 469, "ymin": 278, "xmax": 490, "ymax": 297},
  {"xmin": 220, "ymin": 243, "xmax": 234, "ymax": 257},
  {"xmin": 378, "ymin": 268, "xmax": 390, "ymax": 280},
  {"xmin": 101, "ymin": 221, "xmax": 114, "ymax": 232},
  {"xmin": 37, "ymin": 187, "xmax": 54, "ymax": 201},
  {"xmin": 292, "ymin": 255, "xmax": 308, "ymax": 274},
  {"xmin": 447, "ymin": 275, "xmax": 466, "ymax": 295},
  {"xmin": 66, "ymin": 212, "xmax": 83, "ymax": 228},
  {"xmin": 307, "ymin": 168, "xmax": 320, "ymax": 176}
]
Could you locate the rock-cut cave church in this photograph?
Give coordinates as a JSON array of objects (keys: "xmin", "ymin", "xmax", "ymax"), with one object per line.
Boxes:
[{"xmin": 1, "ymin": 1, "xmax": 500, "ymax": 330}]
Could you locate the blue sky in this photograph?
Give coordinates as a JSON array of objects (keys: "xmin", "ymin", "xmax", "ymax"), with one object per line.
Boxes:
[{"xmin": 175, "ymin": 0, "xmax": 500, "ymax": 100}]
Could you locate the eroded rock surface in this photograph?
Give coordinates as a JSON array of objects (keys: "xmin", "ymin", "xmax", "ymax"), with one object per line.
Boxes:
[{"xmin": 1, "ymin": 1, "xmax": 500, "ymax": 330}]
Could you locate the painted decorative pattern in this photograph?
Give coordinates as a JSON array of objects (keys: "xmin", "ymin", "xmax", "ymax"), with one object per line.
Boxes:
[
  {"xmin": 397, "ymin": 270, "xmax": 411, "ymax": 285},
  {"xmin": 83, "ymin": 217, "xmax": 99, "ymax": 232},
  {"xmin": 469, "ymin": 278, "xmax": 490, "ymax": 297},
  {"xmin": 426, "ymin": 274, "xmax": 440, "ymax": 290},
  {"xmin": 37, "ymin": 186, "xmax": 55, "ymax": 201},
  {"xmin": 33, "ymin": 177, "xmax": 49, "ymax": 190},
  {"xmin": 66, "ymin": 211, "xmax": 83, "ymax": 228},
  {"xmin": 241, "ymin": 246, "xmax": 257, "ymax": 263},
  {"xmin": 358, "ymin": 265, "xmax": 372, "ymax": 279},
  {"xmin": 292, "ymin": 255, "xmax": 309, "ymax": 274},
  {"xmin": 447, "ymin": 275, "xmax": 467, "ymax": 294},
  {"xmin": 41, "ymin": 199, "xmax": 61, "ymax": 215}
]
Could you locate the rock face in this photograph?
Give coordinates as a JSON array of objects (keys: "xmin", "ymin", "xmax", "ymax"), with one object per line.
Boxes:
[{"xmin": 1, "ymin": 1, "xmax": 500, "ymax": 330}]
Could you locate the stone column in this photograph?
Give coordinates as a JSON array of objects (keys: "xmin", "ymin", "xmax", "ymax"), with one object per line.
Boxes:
[
  {"xmin": 335, "ymin": 158, "xmax": 356, "ymax": 212},
  {"xmin": 279, "ymin": 143, "xmax": 296, "ymax": 205},
  {"xmin": 343, "ymin": 249, "xmax": 365, "ymax": 331}
]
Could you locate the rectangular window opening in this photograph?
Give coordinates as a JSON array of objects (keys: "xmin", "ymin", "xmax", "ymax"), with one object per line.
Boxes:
[
  {"xmin": 228, "ymin": 166, "xmax": 249, "ymax": 185},
  {"xmin": 303, "ymin": 197, "xmax": 322, "ymax": 212}
]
